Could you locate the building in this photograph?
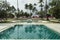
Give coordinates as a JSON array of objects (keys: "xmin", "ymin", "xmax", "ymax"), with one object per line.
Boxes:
[{"xmin": 31, "ymin": 15, "xmax": 40, "ymax": 18}]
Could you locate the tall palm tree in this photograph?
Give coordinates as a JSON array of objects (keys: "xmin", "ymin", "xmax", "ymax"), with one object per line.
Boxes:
[
  {"xmin": 34, "ymin": 3, "xmax": 37, "ymax": 6},
  {"xmin": 39, "ymin": 0, "xmax": 44, "ymax": 19},
  {"xmin": 27, "ymin": 3, "xmax": 33, "ymax": 17},
  {"xmin": 25, "ymin": 4, "xmax": 28, "ymax": 12},
  {"xmin": 20, "ymin": 10, "xmax": 24, "ymax": 16},
  {"xmin": 32, "ymin": 7, "xmax": 37, "ymax": 15},
  {"xmin": 33, "ymin": 3, "xmax": 38, "ymax": 15},
  {"xmin": 32, "ymin": 7, "xmax": 36, "ymax": 12},
  {"xmin": 11, "ymin": 6, "xmax": 16, "ymax": 11},
  {"xmin": 28, "ymin": 3, "xmax": 33, "ymax": 14},
  {"xmin": 39, "ymin": 0, "xmax": 43, "ymax": 11},
  {"xmin": 45, "ymin": 0, "xmax": 50, "ymax": 20}
]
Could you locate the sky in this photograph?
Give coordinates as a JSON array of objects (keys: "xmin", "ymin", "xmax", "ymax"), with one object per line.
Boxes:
[
  {"xmin": 7, "ymin": 0, "xmax": 38, "ymax": 10},
  {"xmin": 7, "ymin": 0, "xmax": 50, "ymax": 11}
]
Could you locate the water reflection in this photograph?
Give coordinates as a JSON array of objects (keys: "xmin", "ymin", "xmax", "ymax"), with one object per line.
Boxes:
[
  {"xmin": 0, "ymin": 27, "xmax": 15, "ymax": 39},
  {"xmin": 25, "ymin": 25, "xmax": 36, "ymax": 33},
  {"xmin": 25, "ymin": 25, "xmax": 60, "ymax": 39},
  {"xmin": 0, "ymin": 25, "xmax": 60, "ymax": 39}
]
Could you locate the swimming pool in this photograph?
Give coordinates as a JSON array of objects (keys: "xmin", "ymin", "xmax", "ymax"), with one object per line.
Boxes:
[{"xmin": 0, "ymin": 25, "xmax": 60, "ymax": 39}]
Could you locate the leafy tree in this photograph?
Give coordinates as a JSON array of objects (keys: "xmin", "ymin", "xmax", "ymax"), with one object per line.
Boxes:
[
  {"xmin": 15, "ymin": 9, "xmax": 21, "ymax": 18},
  {"xmin": 8, "ymin": 13, "xmax": 14, "ymax": 18},
  {"xmin": 24, "ymin": 12, "xmax": 29, "ymax": 17},
  {"xmin": 29, "ymin": 13, "xmax": 32, "ymax": 17},
  {"xmin": 20, "ymin": 10, "xmax": 24, "ymax": 16},
  {"xmin": 15, "ymin": 13, "xmax": 20, "ymax": 18},
  {"xmin": 0, "ymin": 1, "xmax": 9, "ymax": 20},
  {"xmin": 0, "ymin": 10, "xmax": 7, "ymax": 19},
  {"xmin": 49, "ymin": 6, "xmax": 60, "ymax": 19},
  {"xmin": 37, "ymin": 11, "xmax": 45, "ymax": 18},
  {"xmin": 0, "ymin": 1, "xmax": 16, "ymax": 20},
  {"xmin": 49, "ymin": 0, "xmax": 60, "ymax": 19}
]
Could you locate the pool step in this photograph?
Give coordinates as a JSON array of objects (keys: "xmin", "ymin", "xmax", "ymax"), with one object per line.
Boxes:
[{"xmin": 0, "ymin": 24, "xmax": 15, "ymax": 32}]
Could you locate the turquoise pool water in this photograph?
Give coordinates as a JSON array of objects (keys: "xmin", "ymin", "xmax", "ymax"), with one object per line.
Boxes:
[{"xmin": 0, "ymin": 25, "xmax": 60, "ymax": 39}]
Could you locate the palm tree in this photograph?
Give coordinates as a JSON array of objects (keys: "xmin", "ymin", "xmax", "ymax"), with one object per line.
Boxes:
[
  {"xmin": 28, "ymin": 3, "xmax": 33, "ymax": 14},
  {"xmin": 27, "ymin": 3, "xmax": 33, "ymax": 17},
  {"xmin": 11, "ymin": 6, "xmax": 16, "ymax": 11},
  {"xmin": 32, "ymin": 7, "xmax": 36, "ymax": 12},
  {"xmin": 33, "ymin": 3, "xmax": 38, "ymax": 15},
  {"xmin": 45, "ymin": 0, "xmax": 49, "ymax": 20},
  {"xmin": 15, "ymin": 9, "xmax": 21, "ymax": 19},
  {"xmin": 39, "ymin": 0, "xmax": 43, "ymax": 3},
  {"xmin": 32, "ymin": 7, "xmax": 37, "ymax": 15},
  {"xmin": 25, "ymin": 4, "xmax": 29, "ymax": 12},
  {"xmin": 40, "ymin": 3, "xmax": 43, "ymax": 11},
  {"xmin": 20, "ymin": 10, "xmax": 24, "ymax": 16},
  {"xmin": 39, "ymin": 0, "xmax": 43, "ymax": 11},
  {"xmin": 34, "ymin": 3, "xmax": 37, "ymax": 6},
  {"xmin": 38, "ymin": 0, "xmax": 44, "ymax": 19}
]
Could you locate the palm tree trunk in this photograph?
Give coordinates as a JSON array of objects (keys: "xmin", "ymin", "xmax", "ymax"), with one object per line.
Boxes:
[
  {"xmin": 46, "ymin": 0, "xmax": 49, "ymax": 20},
  {"xmin": 30, "ymin": 10, "xmax": 31, "ymax": 18}
]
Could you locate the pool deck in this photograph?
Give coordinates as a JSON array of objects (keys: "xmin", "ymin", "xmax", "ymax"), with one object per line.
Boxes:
[{"xmin": 0, "ymin": 23, "xmax": 60, "ymax": 34}]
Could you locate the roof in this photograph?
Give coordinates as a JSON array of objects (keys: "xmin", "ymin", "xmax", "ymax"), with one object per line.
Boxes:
[{"xmin": 31, "ymin": 15, "xmax": 39, "ymax": 17}]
